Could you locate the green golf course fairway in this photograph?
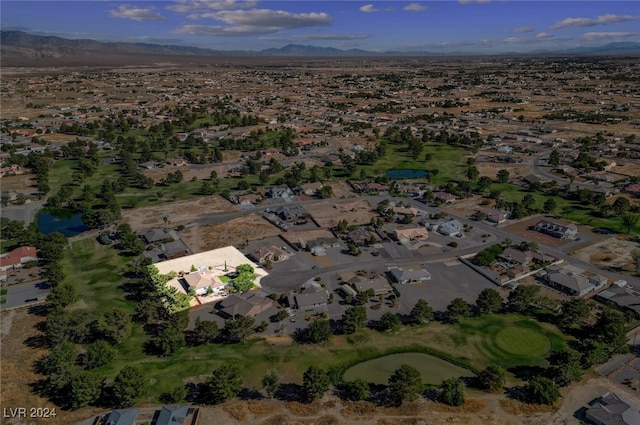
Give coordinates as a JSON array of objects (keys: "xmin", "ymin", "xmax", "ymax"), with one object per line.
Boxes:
[
  {"xmin": 342, "ymin": 352, "xmax": 475, "ymax": 385},
  {"xmin": 495, "ymin": 326, "xmax": 551, "ymax": 357}
]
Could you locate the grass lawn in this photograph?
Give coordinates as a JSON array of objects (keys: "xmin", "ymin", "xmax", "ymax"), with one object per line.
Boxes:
[
  {"xmin": 361, "ymin": 142, "xmax": 470, "ymax": 185},
  {"xmin": 61, "ymin": 239, "xmax": 135, "ymax": 316},
  {"xmin": 0, "ymin": 239, "xmax": 19, "ymax": 254}
]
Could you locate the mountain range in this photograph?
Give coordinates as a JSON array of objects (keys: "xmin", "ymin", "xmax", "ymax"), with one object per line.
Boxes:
[{"xmin": 2, "ymin": 31, "xmax": 639, "ymax": 67}]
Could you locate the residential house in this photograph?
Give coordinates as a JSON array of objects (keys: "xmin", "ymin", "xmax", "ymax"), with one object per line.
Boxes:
[
  {"xmin": 181, "ymin": 270, "xmax": 226, "ymax": 296},
  {"xmin": 249, "ymin": 245, "xmax": 289, "ymax": 264},
  {"xmin": 268, "ymin": 186, "xmax": 294, "ymax": 199},
  {"xmin": 347, "ymin": 227, "xmax": 374, "ymax": 245},
  {"xmin": 165, "ymin": 157, "xmax": 187, "ymax": 166},
  {"xmin": 273, "ymin": 205, "xmax": 306, "ymax": 221},
  {"xmin": 218, "ymin": 292, "xmax": 274, "ymax": 318},
  {"xmin": 395, "ymin": 227, "xmax": 429, "ymax": 243},
  {"xmin": 533, "ymin": 220, "xmax": 578, "ymax": 240},
  {"xmin": 299, "ymin": 181, "xmax": 323, "ymax": 196},
  {"xmin": 162, "ymin": 240, "xmax": 190, "ymax": 260},
  {"xmin": 433, "ymin": 192, "xmax": 457, "ymax": 204},
  {"xmin": 521, "ymin": 174, "xmax": 541, "ymax": 186},
  {"xmin": 597, "ymin": 281, "xmax": 640, "ymax": 318},
  {"xmin": 0, "ymin": 246, "xmax": 38, "ymax": 272},
  {"xmin": 624, "ymin": 183, "xmax": 640, "ymax": 198},
  {"xmin": 101, "ymin": 408, "xmax": 139, "ymax": 425},
  {"xmin": 142, "ymin": 228, "xmax": 172, "ymax": 244},
  {"xmin": 437, "ymin": 220, "xmax": 463, "ymax": 236},
  {"xmin": 237, "ymin": 193, "xmax": 262, "ymax": 205},
  {"xmin": 289, "ymin": 282, "xmax": 329, "ymax": 311},
  {"xmin": 388, "ymin": 266, "xmax": 431, "ymax": 284},
  {"xmin": 541, "ymin": 264, "xmax": 607, "ymax": 297},
  {"xmin": 392, "ymin": 206, "xmax": 420, "ymax": 217},
  {"xmin": 0, "ymin": 164, "xmax": 23, "ymax": 177},
  {"xmin": 347, "ymin": 275, "xmax": 392, "ymax": 296},
  {"xmin": 585, "ymin": 393, "xmax": 640, "ymax": 425},
  {"xmin": 480, "ymin": 208, "xmax": 507, "ymax": 224},
  {"xmin": 156, "ymin": 406, "xmax": 190, "ymax": 425}
]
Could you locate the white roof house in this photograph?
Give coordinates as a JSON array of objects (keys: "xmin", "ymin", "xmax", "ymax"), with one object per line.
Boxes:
[{"xmin": 437, "ymin": 220, "xmax": 463, "ymax": 236}]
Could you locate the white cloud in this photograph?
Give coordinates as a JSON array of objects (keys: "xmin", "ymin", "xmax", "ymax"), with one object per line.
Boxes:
[
  {"xmin": 175, "ymin": 9, "xmax": 332, "ymax": 36},
  {"xmin": 404, "ymin": 3, "xmax": 429, "ymax": 12},
  {"xmin": 535, "ymin": 32, "xmax": 554, "ymax": 40},
  {"xmin": 109, "ymin": 5, "xmax": 166, "ymax": 22},
  {"xmin": 167, "ymin": 0, "xmax": 257, "ymax": 13},
  {"xmin": 581, "ymin": 31, "xmax": 637, "ymax": 41},
  {"xmin": 360, "ymin": 4, "xmax": 380, "ymax": 13},
  {"xmin": 551, "ymin": 14, "xmax": 638, "ymax": 30},
  {"xmin": 512, "ymin": 26, "xmax": 533, "ymax": 34},
  {"xmin": 194, "ymin": 9, "xmax": 331, "ymax": 28}
]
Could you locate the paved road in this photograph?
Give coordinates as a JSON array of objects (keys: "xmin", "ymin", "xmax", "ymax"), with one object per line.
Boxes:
[{"xmin": 0, "ymin": 280, "xmax": 50, "ymax": 310}]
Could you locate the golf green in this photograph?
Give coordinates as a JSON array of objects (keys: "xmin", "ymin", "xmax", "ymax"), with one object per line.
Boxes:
[
  {"xmin": 494, "ymin": 326, "xmax": 551, "ymax": 357},
  {"xmin": 342, "ymin": 352, "xmax": 475, "ymax": 385}
]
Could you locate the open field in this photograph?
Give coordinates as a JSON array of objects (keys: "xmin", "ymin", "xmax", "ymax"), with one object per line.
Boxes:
[
  {"xmin": 572, "ymin": 237, "xmax": 639, "ymax": 273},
  {"xmin": 307, "ymin": 199, "xmax": 375, "ymax": 227},
  {"xmin": 181, "ymin": 214, "xmax": 282, "ymax": 252},
  {"xmin": 120, "ymin": 195, "xmax": 239, "ymax": 231}
]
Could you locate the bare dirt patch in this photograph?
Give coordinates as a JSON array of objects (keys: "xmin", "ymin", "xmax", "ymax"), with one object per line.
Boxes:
[
  {"xmin": 307, "ymin": 200, "xmax": 375, "ymax": 228},
  {"xmin": 477, "ymin": 161, "xmax": 531, "ymax": 182},
  {"xmin": 572, "ymin": 237, "xmax": 638, "ymax": 272},
  {"xmin": 181, "ymin": 214, "xmax": 281, "ymax": 252},
  {"xmin": 120, "ymin": 195, "xmax": 239, "ymax": 231}
]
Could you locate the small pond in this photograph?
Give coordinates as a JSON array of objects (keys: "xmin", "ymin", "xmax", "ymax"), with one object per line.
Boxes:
[
  {"xmin": 343, "ymin": 352, "xmax": 474, "ymax": 385},
  {"xmin": 385, "ymin": 169, "xmax": 428, "ymax": 179},
  {"xmin": 37, "ymin": 209, "xmax": 87, "ymax": 237}
]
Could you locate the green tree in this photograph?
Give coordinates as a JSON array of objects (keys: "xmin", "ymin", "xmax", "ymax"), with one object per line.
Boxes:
[
  {"xmin": 507, "ymin": 284, "xmax": 541, "ymax": 314},
  {"xmin": 542, "ymin": 198, "xmax": 557, "ymax": 213},
  {"xmin": 622, "ymin": 213, "xmax": 639, "ymax": 234},
  {"xmin": 101, "ymin": 308, "xmax": 132, "ymax": 344},
  {"xmin": 80, "ymin": 340, "xmax": 116, "ymax": 369},
  {"xmin": 111, "ymin": 365, "xmax": 147, "ymax": 407},
  {"xmin": 446, "ymin": 297, "xmax": 472, "ymax": 323},
  {"xmin": 340, "ymin": 379, "xmax": 370, "ymax": 401},
  {"xmin": 47, "ymin": 282, "xmax": 79, "ymax": 310},
  {"xmin": 613, "ymin": 197, "xmax": 631, "ymax": 216},
  {"xmin": 153, "ymin": 324, "xmax": 186, "ymax": 356},
  {"xmin": 547, "ymin": 349, "xmax": 583, "ymax": 386},
  {"xmin": 378, "ymin": 312, "xmax": 400, "ymax": 332},
  {"xmin": 477, "ymin": 365, "xmax": 506, "ymax": 392},
  {"xmin": 559, "ymin": 298, "xmax": 591, "ymax": 329},
  {"xmin": 191, "ymin": 317, "xmax": 219, "ymax": 345},
  {"xmin": 496, "ymin": 169, "xmax": 510, "ymax": 183},
  {"xmin": 236, "ymin": 264, "xmax": 254, "ymax": 274},
  {"xmin": 410, "ymin": 299, "xmax": 433, "ymax": 324},
  {"xmin": 440, "ymin": 378, "xmax": 465, "ymax": 406},
  {"xmin": 262, "ymin": 371, "xmax": 279, "ymax": 399},
  {"xmin": 203, "ymin": 364, "xmax": 243, "ymax": 404},
  {"xmin": 466, "ymin": 165, "xmax": 479, "ymax": 182},
  {"xmin": 342, "ymin": 306, "xmax": 367, "ymax": 334},
  {"xmin": 594, "ymin": 308, "xmax": 626, "ymax": 346},
  {"xmin": 522, "ymin": 193, "xmax": 536, "ymax": 211},
  {"xmin": 548, "ymin": 149, "xmax": 560, "ymax": 166},
  {"xmin": 302, "ymin": 365, "xmax": 331, "ymax": 402},
  {"xmin": 305, "ymin": 320, "xmax": 332, "ymax": 344},
  {"xmin": 318, "ymin": 185, "xmax": 334, "ymax": 198},
  {"xmin": 526, "ymin": 376, "xmax": 560, "ymax": 405},
  {"xmin": 69, "ymin": 370, "xmax": 102, "ymax": 409},
  {"xmin": 475, "ymin": 288, "xmax": 503, "ymax": 315},
  {"xmin": 224, "ymin": 315, "xmax": 256, "ymax": 343},
  {"xmin": 388, "ymin": 364, "xmax": 423, "ymax": 404}
]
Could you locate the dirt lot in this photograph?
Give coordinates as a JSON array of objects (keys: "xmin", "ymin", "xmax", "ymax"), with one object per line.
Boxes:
[
  {"xmin": 180, "ymin": 214, "xmax": 282, "ymax": 252},
  {"xmin": 306, "ymin": 200, "xmax": 375, "ymax": 228},
  {"xmin": 476, "ymin": 161, "xmax": 531, "ymax": 182},
  {"xmin": 572, "ymin": 237, "xmax": 639, "ymax": 273},
  {"xmin": 120, "ymin": 195, "xmax": 239, "ymax": 231},
  {"xmin": 441, "ymin": 195, "xmax": 490, "ymax": 218}
]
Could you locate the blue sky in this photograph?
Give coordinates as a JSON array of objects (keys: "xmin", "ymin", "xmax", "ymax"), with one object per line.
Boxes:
[{"xmin": 2, "ymin": 1, "xmax": 640, "ymax": 53}]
